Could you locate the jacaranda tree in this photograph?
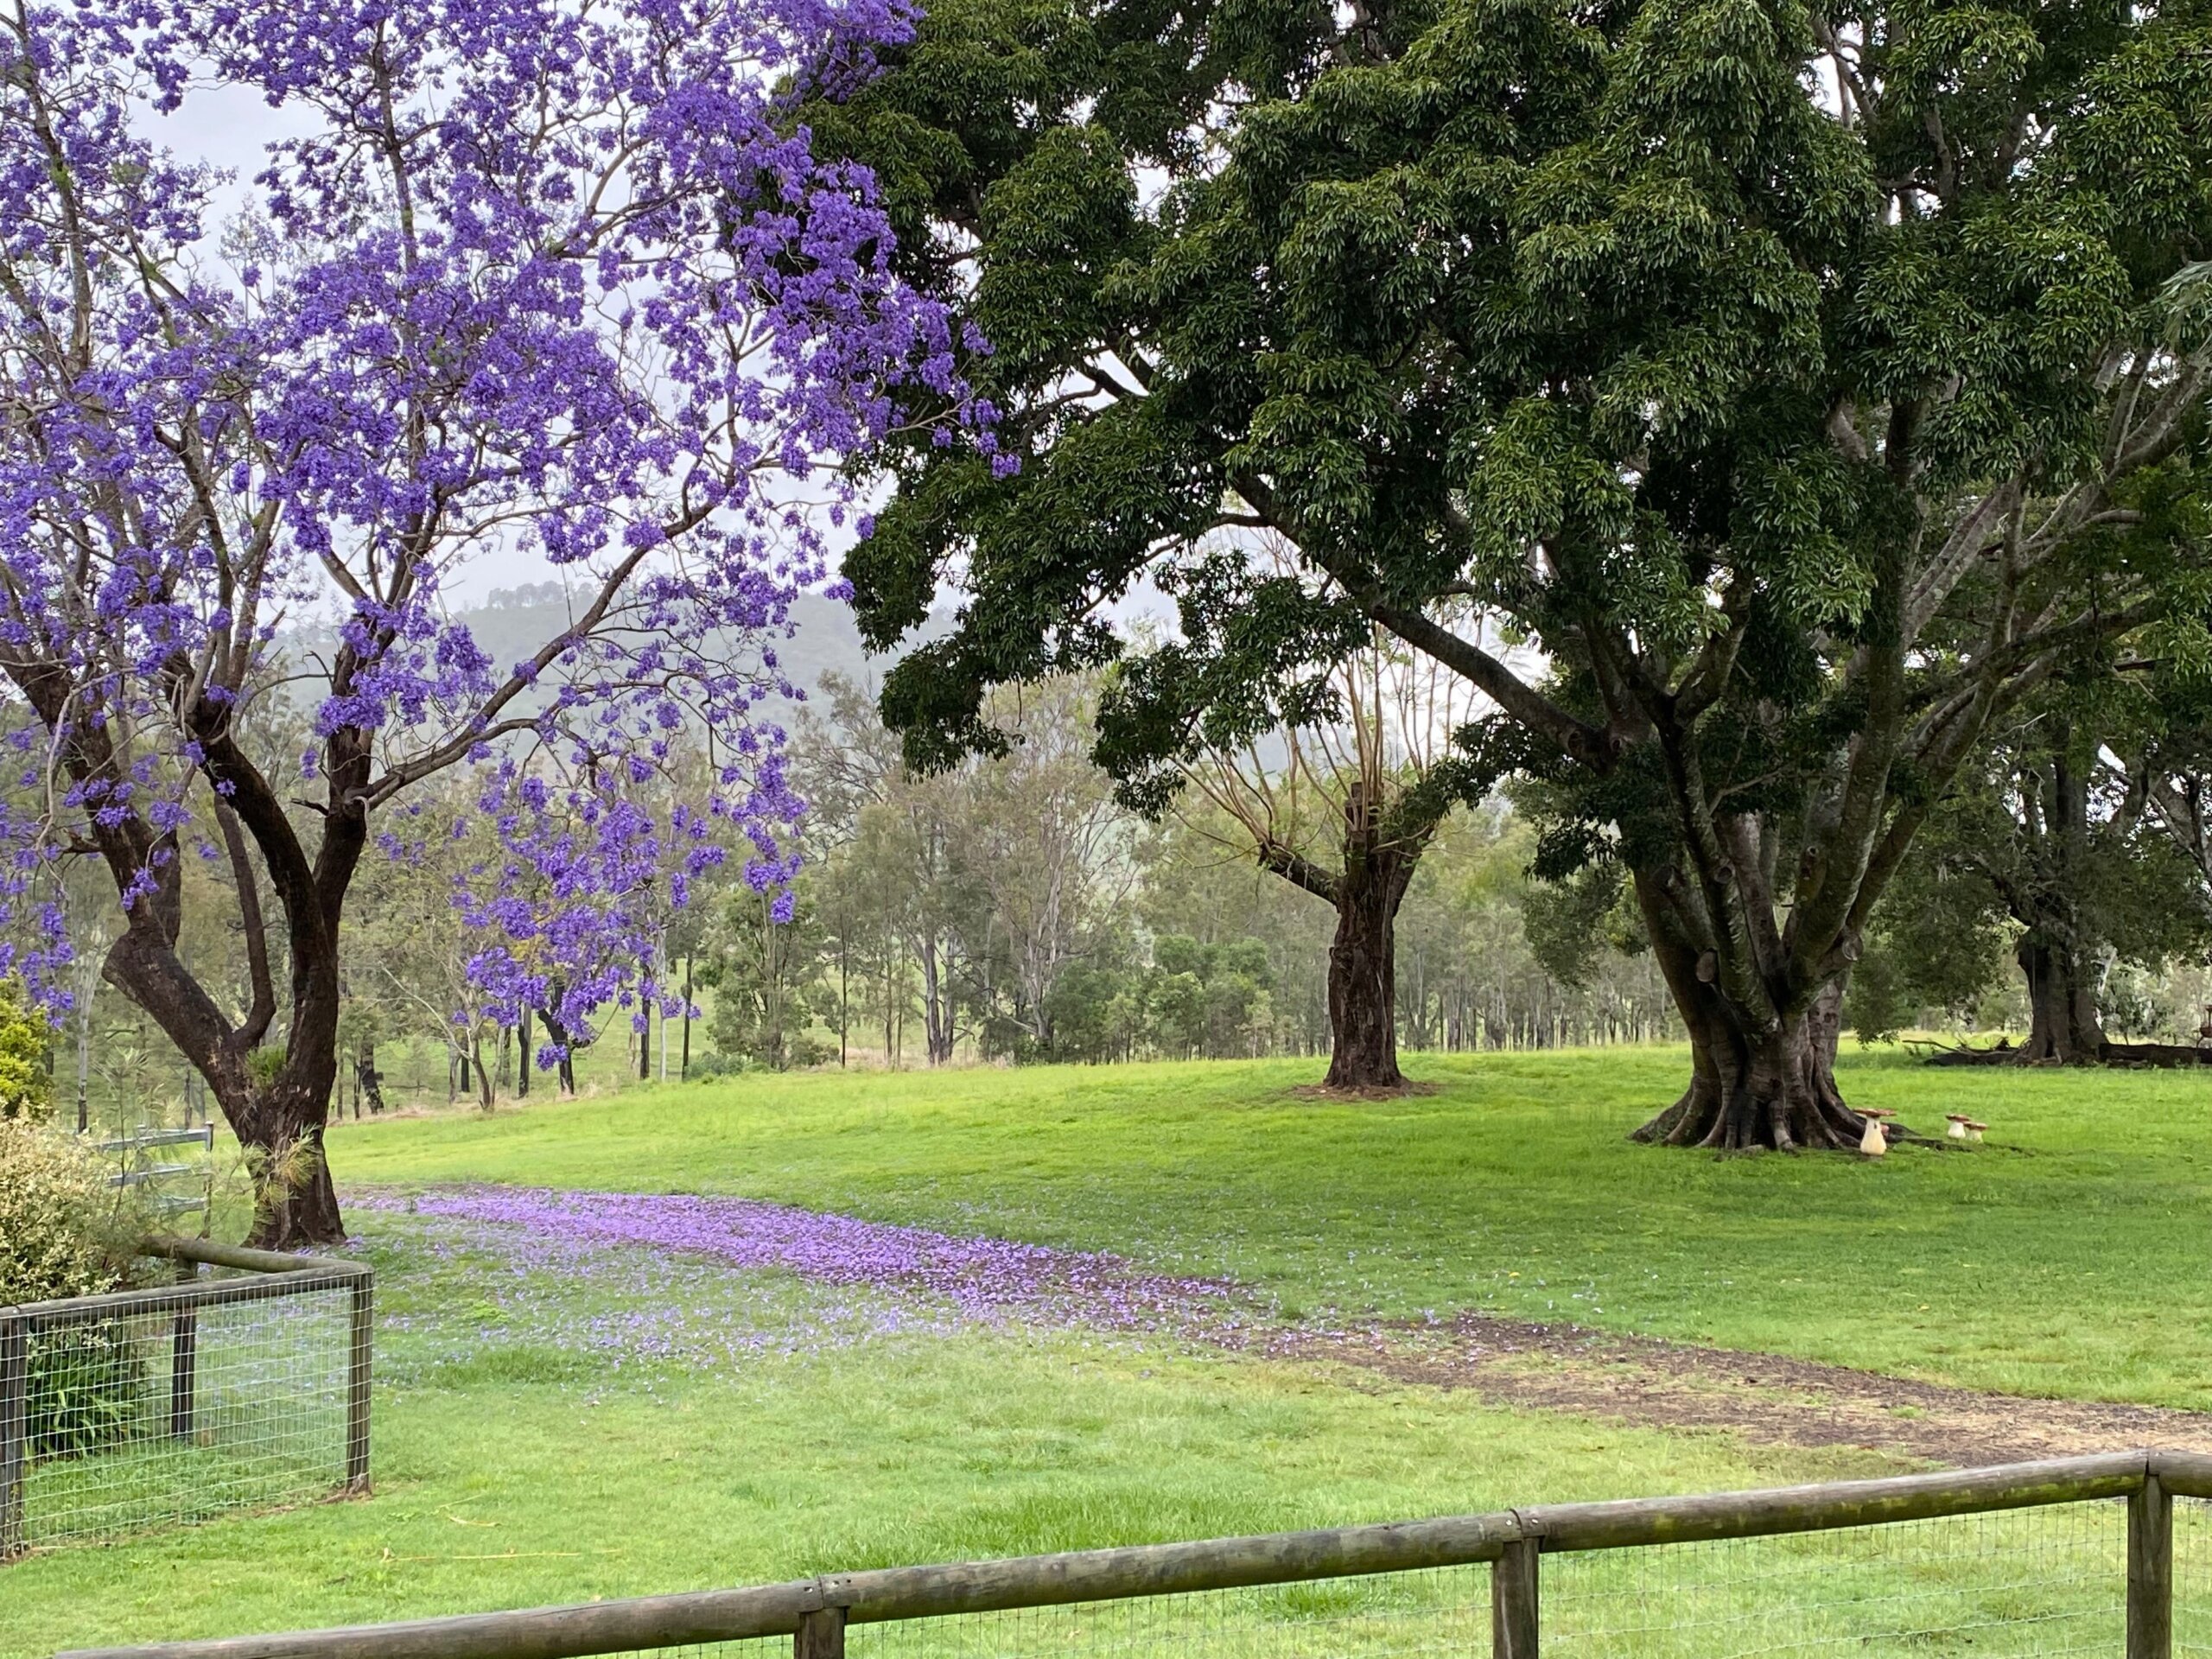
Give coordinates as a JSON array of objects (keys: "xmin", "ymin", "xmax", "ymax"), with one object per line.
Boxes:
[
  {"xmin": 0, "ymin": 0, "xmax": 977, "ymax": 1242},
  {"xmin": 823, "ymin": 0, "xmax": 2212, "ymax": 1145}
]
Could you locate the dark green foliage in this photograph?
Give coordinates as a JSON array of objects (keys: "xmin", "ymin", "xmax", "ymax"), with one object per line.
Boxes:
[
  {"xmin": 1846, "ymin": 871, "xmax": 2013, "ymax": 1044},
  {"xmin": 1852, "ymin": 695, "xmax": 2212, "ymax": 1048},
  {"xmin": 1041, "ymin": 935, "xmax": 1275, "ymax": 1061},
  {"xmin": 30, "ymin": 1323, "xmax": 146, "ymax": 1461},
  {"xmin": 819, "ymin": 0, "xmax": 2212, "ymax": 1139},
  {"xmin": 1521, "ymin": 862, "xmax": 1641, "ymax": 991}
]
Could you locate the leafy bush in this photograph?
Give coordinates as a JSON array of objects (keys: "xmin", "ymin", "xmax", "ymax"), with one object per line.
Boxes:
[
  {"xmin": 0, "ymin": 977, "xmax": 53, "ymax": 1122},
  {"xmin": 0, "ymin": 1122, "xmax": 151, "ymax": 1459},
  {"xmin": 31, "ymin": 1323, "xmax": 147, "ymax": 1458},
  {"xmin": 685, "ymin": 1050, "xmax": 751, "ymax": 1082},
  {"xmin": 0, "ymin": 1118, "xmax": 134, "ymax": 1303}
]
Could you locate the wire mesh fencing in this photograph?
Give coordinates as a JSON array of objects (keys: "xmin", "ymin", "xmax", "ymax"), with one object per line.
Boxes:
[
  {"xmin": 2174, "ymin": 1496, "xmax": 2212, "ymax": 1655},
  {"xmin": 605, "ymin": 1516, "xmax": 2123, "ymax": 1659},
  {"xmin": 1543, "ymin": 1499, "xmax": 2125, "ymax": 1657},
  {"xmin": 53, "ymin": 1452, "xmax": 2212, "ymax": 1659},
  {"xmin": 1, "ymin": 1244, "xmax": 371, "ymax": 1557},
  {"xmin": 842, "ymin": 1567, "xmax": 1496, "ymax": 1659}
]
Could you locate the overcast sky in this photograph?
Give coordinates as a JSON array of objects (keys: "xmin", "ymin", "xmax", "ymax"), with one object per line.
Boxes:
[{"xmin": 141, "ymin": 80, "xmax": 1179, "ymax": 634}]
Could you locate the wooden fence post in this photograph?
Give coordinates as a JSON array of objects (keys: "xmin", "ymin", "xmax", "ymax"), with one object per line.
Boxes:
[
  {"xmin": 796, "ymin": 1605, "xmax": 847, "ymax": 1659},
  {"xmin": 168, "ymin": 1306, "xmax": 198, "ymax": 1443},
  {"xmin": 2132, "ymin": 1468, "xmax": 2172, "ymax": 1659},
  {"xmin": 0, "ymin": 1317, "xmax": 28, "ymax": 1560},
  {"xmin": 1492, "ymin": 1537, "xmax": 1538, "ymax": 1659},
  {"xmin": 344, "ymin": 1275, "xmax": 373, "ymax": 1493}
]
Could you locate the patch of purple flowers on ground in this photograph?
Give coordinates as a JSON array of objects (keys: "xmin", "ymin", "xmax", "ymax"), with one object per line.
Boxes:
[
  {"xmin": 369, "ymin": 1213, "xmax": 959, "ymax": 1382},
  {"xmin": 356, "ymin": 1185, "xmax": 1260, "ymax": 1339}
]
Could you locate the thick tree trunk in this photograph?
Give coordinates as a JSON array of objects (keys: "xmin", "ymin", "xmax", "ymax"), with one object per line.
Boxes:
[
  {"xmin": 1629, "ymin": 872, "xmax": 1869, "ymax": 1151},
  {"xmin": 229, "ymin": 1065, "xmax": 346, "ymax": 1249},
  {"xmin": 1631, "ymin": 984, "xmax": 1865, "ymax": 1150},
  {"xmin": 2018, "ymin": 937, "xmax": 2107, "ymax": 1062},
  {"xmin": 1309, "ymin": 814, "xmax": 1415, "ymax": 1092},
  {"xmin": 244, "ymin": 1122, "xmax": 345, "ymax": 1249},
  {"xmin": 1323, "ymin": 850, "xmax": 1408, "ymax": 1090}
]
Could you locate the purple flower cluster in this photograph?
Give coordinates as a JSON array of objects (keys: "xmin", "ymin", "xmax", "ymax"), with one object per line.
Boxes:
[
  {"xmin": 355, "ymin": 1186, "xmax": 1257, "ymax": 1337},
  {"xmin": 0, "ymin": 0, "xmax": 993, "ymax": 1041},
  {"xmin": 372, "ymin": 1211, "xmax": 957, "ymax": 1379}
]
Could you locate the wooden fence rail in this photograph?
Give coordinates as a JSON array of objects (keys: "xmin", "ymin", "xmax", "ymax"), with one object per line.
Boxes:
[{"xmin": 59, "ymin": 1449, "xmax": 2212, "ymax": 1659}]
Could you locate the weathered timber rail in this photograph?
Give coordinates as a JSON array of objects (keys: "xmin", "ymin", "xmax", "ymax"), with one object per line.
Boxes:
[
  {"xmin": 2, "ymin": 1236, "xmax": 372, "ymax": 1559},
  {"xmin": 59, "ymin": 1449, "xmax": 2212, "ymax": 1659}
]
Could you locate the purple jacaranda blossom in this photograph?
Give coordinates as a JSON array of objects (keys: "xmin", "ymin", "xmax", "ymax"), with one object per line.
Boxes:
[
  {"xmin": 0, "ymin": 0, "xmax": 991, "ymax": 1188},
  {"xmin": 362, "ymin": 1210, "xmax": 967, "ymax": 1377},
  {"xmin": 354, "ymin": 1186, "xmax": 1260, "ymax": 1337}
]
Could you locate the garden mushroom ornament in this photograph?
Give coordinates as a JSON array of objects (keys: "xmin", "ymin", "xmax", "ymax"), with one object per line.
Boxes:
[
  {"xmin": 1963, "ymin": 1119, "xmax": 1987, "ymax": 1142},
  {"xmin": 1946, "ymin": 1113, "xmax": 1972, "ymax": 1140},
  {"xmin": 1858, "ymin": 1109, "xmax": 1898, "ymax": 1156}
]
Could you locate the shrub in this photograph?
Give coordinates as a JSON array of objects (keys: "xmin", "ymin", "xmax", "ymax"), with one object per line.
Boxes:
[
  {"xmin": 685, "ymin": 1050, "xmax": 751, "ymax": 1081},
  {"xmin": 31, "ymin": 1323, "xmax": 146, "ymax": 1458},
  {"xmin": 0, "ymin": 977, "xmax": 53, "ymax": 1122},
  {"xmin": 0, "ymin": 1122, "xmax": 152, "ymax": 1459},
  {"xmin": 0, "ymin": 1118, "xmax": 132, "ymax": 1303}
]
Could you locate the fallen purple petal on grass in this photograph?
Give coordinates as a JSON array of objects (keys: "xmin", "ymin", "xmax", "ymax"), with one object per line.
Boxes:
[{"xmin": 353, "ymin": 1185, "xmax": 1259, "ymax": 1338}]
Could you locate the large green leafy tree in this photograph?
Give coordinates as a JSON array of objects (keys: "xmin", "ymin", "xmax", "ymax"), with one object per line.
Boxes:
[
  {"xmin": 819, "ymin": 0, "xmax": 2212, "ymax": 1146},
  {"xmin": 1850, "ymin": 692, "xmax": 2212, "ymax": 1058}
]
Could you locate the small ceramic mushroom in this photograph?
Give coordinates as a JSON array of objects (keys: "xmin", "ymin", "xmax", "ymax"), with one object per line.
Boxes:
[
  {"xmin": 1858, "ymin": 1109, "xmax": 1896, "ymax": 1156},
  {"xmin": 1946, "ymin": 1113, "xmax": 1971, "ymax": 1141},
  {"xmin": 1962, "ymin": 1119, "xmax": 1987, "ymax": 1142}
]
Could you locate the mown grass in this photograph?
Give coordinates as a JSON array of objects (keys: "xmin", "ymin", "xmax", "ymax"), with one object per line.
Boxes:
[
  {"xmin": 3, "ymin": 1210, "xmax": 1897, "ymax": 1658},
  {"xmin": 332, "ymin": 1046, "xmax": 2212, "ymax": 1408}
]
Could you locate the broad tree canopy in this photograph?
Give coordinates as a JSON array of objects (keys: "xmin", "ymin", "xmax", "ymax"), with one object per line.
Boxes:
[{"xmin": 829, "ymin": 0, "xmax": 2212, "ymax": 1146}]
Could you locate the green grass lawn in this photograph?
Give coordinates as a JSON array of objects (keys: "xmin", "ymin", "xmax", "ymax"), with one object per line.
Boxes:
[
  {"xmin": 330, "ymin": 1046, "xmax": 2212, "ymax": 1408},
  {"xmin": 3, "ymin": 1208, "xmax": 1901, "ymax": 1658}
]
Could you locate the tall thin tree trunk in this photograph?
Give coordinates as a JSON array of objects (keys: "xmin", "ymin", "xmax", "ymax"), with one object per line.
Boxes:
[{"xmin": 357, "ymin": 1046, "xmax": 386, "ymax": 1116}]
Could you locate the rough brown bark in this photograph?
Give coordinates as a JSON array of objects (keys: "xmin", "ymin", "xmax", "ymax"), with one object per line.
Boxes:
[
  {"xmin": 1631, "ymin": 986, "xmax": 1866, "ymax": 1151},
  {"xmin": 1629, "ymin": 871, "xmax": 1870, "ymax": 1151},
  {"xmin": 1322, "ymin": 849, "xmax": 1408, "ymax": 1090},
  {"xmin": 226, "ymin": 1063, "xmax": 346, "ymax": 1249},
  {"xmin": 244, "ymin": 1119, "xmax": 345, "ymax": 1249},
  {"xmin": 2016, "ymin": 938, "xmax": 2107, "ymax": 1063}
]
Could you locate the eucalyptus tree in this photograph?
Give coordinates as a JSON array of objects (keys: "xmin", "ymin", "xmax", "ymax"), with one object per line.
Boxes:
[
  {"xmin": 0, "ymin": 0, "xmax": 969, "ymax": 1240},
  {"xmin": 823, "ymin": 0, "xmax": 2212, "ymax": 1147}
]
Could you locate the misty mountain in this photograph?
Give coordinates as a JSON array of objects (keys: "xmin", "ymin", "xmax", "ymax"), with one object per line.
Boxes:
[{"xmin": 460, "ymin": 589, "xmax": 938, "ymax": 704}]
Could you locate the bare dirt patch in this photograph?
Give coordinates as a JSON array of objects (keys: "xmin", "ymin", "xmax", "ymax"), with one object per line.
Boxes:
[
  {"xmin": 374, "ymin": 1183, "xmax": 2212, "ymax": 1470},
  {"xmin": 1252, "ymin": 1313, "xmax": 2212, "ymax": 1467},
  {"xmin": 1284, "ymin": 1081, "xmax": 1445, "ymax": 1103}
]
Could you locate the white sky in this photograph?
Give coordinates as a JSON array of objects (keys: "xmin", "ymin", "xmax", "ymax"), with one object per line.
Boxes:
[{"xmin": 143, "ymin": 82, "xmax": 1178, "ymax": 632}]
